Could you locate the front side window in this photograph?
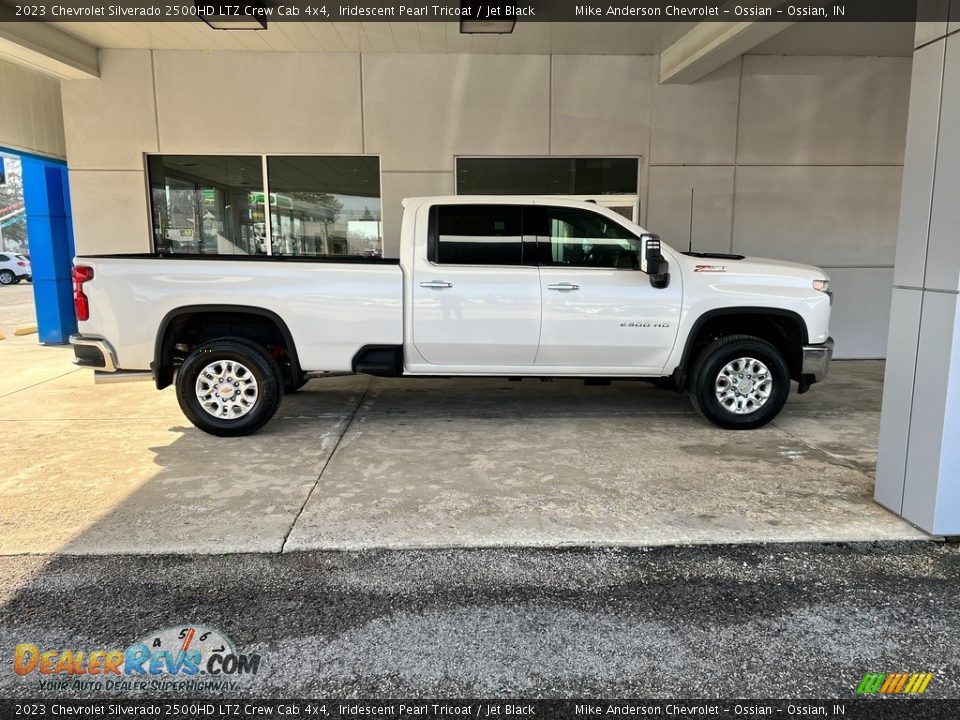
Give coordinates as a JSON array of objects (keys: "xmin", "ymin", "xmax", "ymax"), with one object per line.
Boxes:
[
  {"xmin": 434, "ymin": 205, "xmax": 522, "ymax": 265},
  {"xmin": 535, "ymin": 206, "xmax": 639, "ymax": 269}
]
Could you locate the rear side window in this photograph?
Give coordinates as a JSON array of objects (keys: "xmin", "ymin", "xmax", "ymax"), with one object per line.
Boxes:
[{"xmin": 433, "ymin": 205, "xmax": 522, "ymax": 265}]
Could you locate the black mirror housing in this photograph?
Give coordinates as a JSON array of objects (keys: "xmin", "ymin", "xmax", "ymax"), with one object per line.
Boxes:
[{"xmin": 640, "ymin": 233, "xmax": 670, "ymax": 289}]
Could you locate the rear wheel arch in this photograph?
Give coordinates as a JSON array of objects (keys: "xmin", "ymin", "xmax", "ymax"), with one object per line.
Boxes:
[
  {"xmin": 154, "ymin": 305, "xmax": 301, "ymax": 390},
  {"xmin": 676, "ymin": 307, "xmax": 809, "ymax": 388}
]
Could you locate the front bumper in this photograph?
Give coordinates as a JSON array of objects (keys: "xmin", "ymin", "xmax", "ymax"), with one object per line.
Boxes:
[
  {"xmin": 70, "ymin": 334, "xmax": 118, "ymax": 372},
  {"xmin": 801, "ymin": 337, "xmax": 834, "ymax": 384}
]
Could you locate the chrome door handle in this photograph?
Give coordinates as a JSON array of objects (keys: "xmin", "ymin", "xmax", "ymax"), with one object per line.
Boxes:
[
  {"xmin": 420, "ymin": 281, "xmax": 453, "ymax": 289},
  {"xmin": 547, "ymin": 283, "xmax": 580, "ymax": 291}
]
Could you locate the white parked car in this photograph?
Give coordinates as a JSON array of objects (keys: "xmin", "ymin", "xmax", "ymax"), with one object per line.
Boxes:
[
  {"xmin": 0, "ymin": 252, "xmax": 31, "ymax": 285},
  {"xmin": 70, "ymin": 196, "xmax": 833, "ymax": 436}
]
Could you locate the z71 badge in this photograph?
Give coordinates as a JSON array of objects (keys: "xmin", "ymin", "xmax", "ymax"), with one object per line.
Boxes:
[{"xmin": 694, "ymin": 264, "xmax": 727, "ymax": 273}]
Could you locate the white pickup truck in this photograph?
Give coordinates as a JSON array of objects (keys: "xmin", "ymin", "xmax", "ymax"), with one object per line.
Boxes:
[{"xmin": 70, "ymin": 196, "xmax": 833, "ymax": 436}]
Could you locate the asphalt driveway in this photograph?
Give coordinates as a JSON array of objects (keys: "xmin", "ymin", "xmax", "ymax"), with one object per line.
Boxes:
[{"xmin": 1, "ymin": 542, "xmax": 957, "ymax": 698}]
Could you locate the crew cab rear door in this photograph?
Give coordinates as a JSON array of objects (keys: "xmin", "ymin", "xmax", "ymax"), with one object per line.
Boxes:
[
  {"xmin": 530, "ymin": 205, "xmax": 682, "ymax": 370},
  {"xmin": 411, "ymin": 204, "xmax": 542, "ymax": 367}
]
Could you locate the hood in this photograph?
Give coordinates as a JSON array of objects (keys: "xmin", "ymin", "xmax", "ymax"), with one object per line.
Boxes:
[{"xmin": 676, "ymin": 251, "xmax": 828, "ymax": 284}]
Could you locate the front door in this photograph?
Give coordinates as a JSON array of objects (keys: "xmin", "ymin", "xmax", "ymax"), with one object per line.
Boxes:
[
  {"xmin": 531, "ymin": 205, "xmax": 681, "ymax": 370},
  {"xmin": 412, "ymin": 204, "xmax": 541, "ymax": 367}
]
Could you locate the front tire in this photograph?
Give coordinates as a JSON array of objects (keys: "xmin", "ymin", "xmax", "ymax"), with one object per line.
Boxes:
[
  {"xmin": 176, "ymin": 338, "xmax": 284, "ymax": 437},
  {"xmin": 689, "ymin": 335, "xmax": 789, "ymax": 430}
]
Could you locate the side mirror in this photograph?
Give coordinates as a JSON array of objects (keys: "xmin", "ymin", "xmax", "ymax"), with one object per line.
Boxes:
[{"xmin": 640, "ymin": 233, "xmax": 670, "ymax": 289}]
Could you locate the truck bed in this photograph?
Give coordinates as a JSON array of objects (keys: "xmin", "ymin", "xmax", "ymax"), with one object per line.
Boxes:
[{"xmin": 75, "ymin": 254, "xmax": 403, "ymax": 373}]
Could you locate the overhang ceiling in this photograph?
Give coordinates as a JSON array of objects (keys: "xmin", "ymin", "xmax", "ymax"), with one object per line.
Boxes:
[
  {"xmin": 52, "ymin": 19, "xmax": 914, "ymax": 57},
  {"xmin": 51, "ymin": 21, "xmax": 683, "ymax": 54}
]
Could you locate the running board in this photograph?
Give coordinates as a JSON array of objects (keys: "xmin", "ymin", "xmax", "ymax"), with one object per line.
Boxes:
[{"xmin": 94, "ymin": 370, "xmax": 153, "ymax": 384}]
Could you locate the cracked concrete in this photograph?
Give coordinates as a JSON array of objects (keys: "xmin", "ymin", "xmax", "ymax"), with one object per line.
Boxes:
[{"xmin": 0, "ymin": 329, "xmax": 928, "ymax": 556}]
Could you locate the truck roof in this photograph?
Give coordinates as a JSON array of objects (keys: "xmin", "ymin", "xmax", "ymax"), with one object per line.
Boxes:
[{"xmin": 402, "ymin": 195, "xmax": 625, "ymax": 210}]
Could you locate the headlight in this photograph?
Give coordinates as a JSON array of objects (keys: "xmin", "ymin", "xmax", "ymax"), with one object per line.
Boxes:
[{"xmin": 812, "ymin": 279, "xmax": 830, "ymax": 293}]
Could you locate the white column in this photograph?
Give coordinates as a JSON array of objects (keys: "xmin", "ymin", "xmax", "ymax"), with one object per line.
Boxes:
[{"xmin": 876, "ymin": 6, "xmax": 960, "ymax": 534}]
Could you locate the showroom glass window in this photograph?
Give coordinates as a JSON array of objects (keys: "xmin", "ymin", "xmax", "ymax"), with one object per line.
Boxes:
[
  {"xmin": 456, "ymin": 157, "xmax": 641, "ymax": 223},
  {"xmin": 147, "ymin": 155, "xmax": 382, "ymax": 257},
  {"xmin": 147, "ymin": 156, "xmax": 266, "ymax": 256},
  {"xmin": 532, "ymin": 206, "xmax": 639, "ymax": 269},
  {"xmin": 433, "ymin": 205, "xmax": 523, "ymax": 265},
  {"xmin": 266, "ymin": 156, "xmax": 382, "ymax": 258}
]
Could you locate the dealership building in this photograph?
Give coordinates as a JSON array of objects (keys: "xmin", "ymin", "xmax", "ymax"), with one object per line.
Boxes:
[{"xmin": 0, "ymin": 12, "xmax": 957, "ymax": 534}]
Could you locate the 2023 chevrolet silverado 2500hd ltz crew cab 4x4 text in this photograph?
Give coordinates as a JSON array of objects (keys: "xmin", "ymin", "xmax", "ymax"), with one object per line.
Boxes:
[{"xmin": 70, "ymin": 197, "xmax": 833, "ymax": 436}]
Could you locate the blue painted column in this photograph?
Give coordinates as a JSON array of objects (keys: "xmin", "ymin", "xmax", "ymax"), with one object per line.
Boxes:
[{"xmin": 20, "ymin": 156, "xmax": 76, "ymax": 344}]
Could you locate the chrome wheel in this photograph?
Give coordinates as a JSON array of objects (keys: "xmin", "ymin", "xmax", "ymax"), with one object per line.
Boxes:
[
  {"xmin": 714, "ymin": 357, "xmax": 772, "ymax": 415},
  {"xmin": 195, "ymin": 359, "xmax": 259, "ymax": 419},
  {"xmin": 0, "ymin": 271, "xmax": 13, "ymax": 285}
]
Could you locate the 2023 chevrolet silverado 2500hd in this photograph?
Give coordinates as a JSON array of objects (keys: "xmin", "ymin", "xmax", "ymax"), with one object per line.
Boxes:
[{"xmin": 70, "ymin": 197, "xmax": 833, "ymax": 436}]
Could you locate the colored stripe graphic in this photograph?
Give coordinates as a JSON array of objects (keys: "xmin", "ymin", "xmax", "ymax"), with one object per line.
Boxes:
[
  {"xmin": 181, "ymin": 627, "xmax": 196, "ymax": 652},
  {"xmin": 858, "ymin": 672, "xmax": 933, "ymax": 695}
]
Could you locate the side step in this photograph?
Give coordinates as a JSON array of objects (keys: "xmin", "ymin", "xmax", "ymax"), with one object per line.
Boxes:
[{"xmin": 94, "ymin": 370, "xmax": 153, "ymax": 384}]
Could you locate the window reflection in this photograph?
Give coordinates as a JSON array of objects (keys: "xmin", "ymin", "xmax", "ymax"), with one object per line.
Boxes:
[
  {"xmin": 148, "ymin": 155, "xmax": 266, "ymax": 256},
  {"xmin": 147, "ymin": 155, "xmax": 382, "ymax": 258},
  {"xmin": 266, "ymin": 156, "xmax": 382, "ymax": 258},
  {"xmin": 435, "ymin": 205, "xmax": 523, "ymax": 265}
]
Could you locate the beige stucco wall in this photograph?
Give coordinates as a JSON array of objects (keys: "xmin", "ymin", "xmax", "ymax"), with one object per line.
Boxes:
[
  {"xmin": 0, "ymin": 58, "xmax": 66, "ymax": 159},
  {"xmin": 61, "ymin": 49, "xmax": 911, "ymax": 358}
]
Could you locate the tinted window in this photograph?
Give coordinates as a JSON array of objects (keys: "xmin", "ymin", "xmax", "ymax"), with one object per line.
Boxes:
[
  {"xmin": 435, "ymin": 205, "xmax": 522, "ymax": 265},
  {"xmin": 267, "ymin": 156, "xmax": 381, "ymax": 258},
  {"xmin": 147, "ymin": 155, "xmax": 382, "ymax": 258},
  {"xmin": 535, "ymin": 207, "xmax": 639, "ymax": 269},
  {"xmin": 0, "ymin": 254, "xmax": 8, "ymax": 262},
  {"xmin": 148, "ymin": 155, "xmax": 265, "ymax": 256},
  {"xmin": 457, "ymin": 157, "xmax": 639, "ymax": 195}
]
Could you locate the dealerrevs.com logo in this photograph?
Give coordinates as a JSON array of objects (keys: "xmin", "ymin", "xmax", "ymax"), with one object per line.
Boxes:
[{"xmin": 13, "ymin": 624, "xmax": 261, "ymax": 693}]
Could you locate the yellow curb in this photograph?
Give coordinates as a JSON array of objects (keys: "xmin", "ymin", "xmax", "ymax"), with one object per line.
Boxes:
[{"xmin": 13, "ymin": 325, "xmax": 37, "ymax": 336}]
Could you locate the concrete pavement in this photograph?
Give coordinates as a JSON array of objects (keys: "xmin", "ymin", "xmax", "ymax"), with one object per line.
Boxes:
[
  {"xmin": 0, "ymin": 328, "xmax": 928, "ymax": 555},
  {"xmin": 0, "ymin": 283, "xmax": 36, "ymax": 336}
]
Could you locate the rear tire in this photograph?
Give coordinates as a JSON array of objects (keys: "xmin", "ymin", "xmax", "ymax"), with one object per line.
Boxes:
[
  {"xmin": 689, "ymin": 335, "xmax": 789, "ymax": 430},
  {"xmin": 0, "ymin": 270, "xmax": 14, "ymax": 285},
  {"xmin": 176, "ymin": 338, "xmax": 284, "ymax": 437}
]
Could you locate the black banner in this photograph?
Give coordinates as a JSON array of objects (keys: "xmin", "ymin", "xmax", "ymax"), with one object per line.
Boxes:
[
  {"xmin": 3, "ymin": 699, "xmax": 960, "ymax": 720},
  {"xmin": 0, "ymin": 0, "xmax": 950, "ymax": 23}
]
